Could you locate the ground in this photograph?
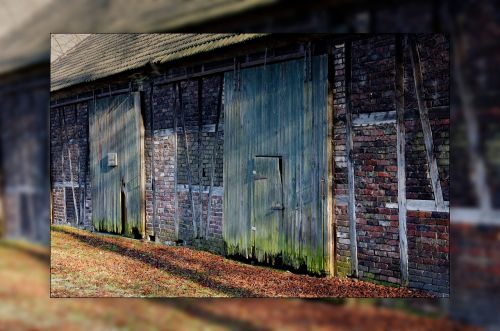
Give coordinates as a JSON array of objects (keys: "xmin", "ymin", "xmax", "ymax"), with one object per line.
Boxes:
[
  {"xmin": 0, "ymin": 236, "xmax": 479, "ymax": 330},
  {"xmin": 51, "ymin": 225, "xmax": 429, "ymax": 298}
]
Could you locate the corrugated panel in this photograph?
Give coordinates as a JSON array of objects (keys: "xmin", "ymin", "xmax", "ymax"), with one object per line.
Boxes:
[
  {"xmin": 89, "ymin": 92, "xmax": 145, "ymax": 236},
  {"xmin": 50, "ymin": 33, "xmax": 265, "ymax": 91},
  {"xmin": 223, "ymin": 55, "xmax": 328, "ymax": 274}
]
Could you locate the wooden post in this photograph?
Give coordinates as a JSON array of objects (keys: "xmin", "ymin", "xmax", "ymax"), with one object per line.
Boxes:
[
  {"xmin": 150, "ymin": 83, "xmax": 158, "ymax": 237},
  {"xmin": 173, "ymin": 84, "xmax": 179, "ymax": 240},
  {"xmin": 178, "ymin": 83, "xmax": 198, "ymax": 239},
  {"xmin": 67, "ymin": 145, "xmax": 79, "ymax": 225},
  {"xmin": 409, "ymin": 35, "xmax": 445, "ymax": 212},
  {"xmin": 327, "ymin": 45, "xmax": 336, "ymax": 276},
  {"xmin": 345, "ymin": 41, "xmax": 358, "ymax": 277},
  {"xmin": 59, "ymin": 108, "xmax": 67, "ymax": 224},
  {"xmin": 206, "ymin": 77, "xmax": 223, "ymax": 239},
  {"xmin": 197, "ymin": 78, "xmax": 203, "ymax": 237},
  {"xmin": 395, "ymin": 35, "xmax": 409, "ymax": 286}
]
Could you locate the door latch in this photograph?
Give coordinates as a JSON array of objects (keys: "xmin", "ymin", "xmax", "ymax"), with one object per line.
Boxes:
[{"xmin": 251, "ymin": 226, "xmax": 256, "ymax": 231}]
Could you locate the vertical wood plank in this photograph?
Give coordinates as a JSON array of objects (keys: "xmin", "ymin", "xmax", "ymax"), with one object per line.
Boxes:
[
  {"xmin": 67, "ymin": 146, "xmax": 79, "ymax": 225},
  {"xmin": 134, "ymin": 91, "xmax": 146, "ymax": 237},
  {"xmin": 345, "ymin": 41, "xmax": 359, "ymax": 277},
  {"xmin": 150, "ymin": 83, "xmax": 157, "ymax": 237},
  {"xmin": 197, "ymin": 78, "xmax": 203, "ymax": 236},
  {"xmin": 395, "ymin": 35, "xmax": 409, "ymax": 286},
  {"xmin": 409, "ymin": 35, "xmax": 445, "ymax": 211},
  {"xmin": 327, "ymin": 48, "xmax": 336, "ymax": 276},
  {"xmin": 173, "ymin": 84, "xmax": 180, "ymax": 240},
  {"xmin": 60, "ymin": 108, "xmax": 67, "ymax": 224},
  {"xmin": 223, "ymin": 57, "xmax": 329, "ymax": 274}
]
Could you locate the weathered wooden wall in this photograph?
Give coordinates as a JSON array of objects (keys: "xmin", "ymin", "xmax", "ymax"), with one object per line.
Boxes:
[
  {"xmin": 89, "ymin": 92, "xmax": 145, "ymax": 237},
  {"xmin": 224, "ymin": 55, "xmax": 329, "ymax": 274}
]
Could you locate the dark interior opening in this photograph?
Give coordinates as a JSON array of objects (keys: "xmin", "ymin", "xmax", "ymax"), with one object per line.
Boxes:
[
  {"xmin": 149, "ymin": 235, "xmax": 155, "ymax": 242},
  {"xmin": 132, "ymin": 227, "xmax": 142, "ymax": 239},
  {"xmin": 120, "ymin": 189, "xmax": 126, "ymax": 235}
]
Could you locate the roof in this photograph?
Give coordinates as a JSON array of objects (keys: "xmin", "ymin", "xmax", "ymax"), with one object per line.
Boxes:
[
  {"xmin": 0, "ymin": 0, "xmax": 276, "ymax": 76},
  {"xmin": 50, "ymin": 34, "xmax": 265, "ymax": 91}
]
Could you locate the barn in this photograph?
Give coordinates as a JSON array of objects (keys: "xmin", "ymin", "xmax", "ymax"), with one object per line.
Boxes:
[{"xmin": 50, "ymin": 33, "xmax": 450, "ymax": 295}]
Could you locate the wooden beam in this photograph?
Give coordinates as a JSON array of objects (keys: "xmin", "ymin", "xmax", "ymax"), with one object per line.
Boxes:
[
  {"xmin": 197, "ymin": 79, "xmax": 203, "ymax": 237},
  {"xmin": 50, "ymin": 87, "xmax": 131, "ymax": 109},
  {"xmin": 352, "ymin": 111, "xmax": 396, "ymax": 126},
  {"xmin": 149, "ymin": 84, "xmax": 159, "ymax": 238},
  {"xmin": 409, "ymin": 35, "xmax": 446, "ymax": 212},
  {"xmin": 345, "ymin": 41, "xmax": 358, "ymax": 278},
  {"xmin": 395, "ymin": 35, "xmax": 408, "ymax": 287},
  {"xmin": 173, "ymin": 84, "xmax": 180, "ymax": 240},
  {"xmin": 59, "ymin": 108, "xmax": 67, "ymax": 224},
  {"xmin": 327, "ymin": 46, "xmax": 336, "ymax": 276},
  {"xmin": 135, "ymin": 91, "xmax": 146, "ymax": 238},
  {"xmin": 155, "ymin": 51, "xmax": 306, "ymax": 86},
  {"xmin": 387, "ymin": 199, "xmax": 449, "ymax": 212},
  {"xmin": 67, "ymin": 146, "xmax": 79, "ymax": 226}
]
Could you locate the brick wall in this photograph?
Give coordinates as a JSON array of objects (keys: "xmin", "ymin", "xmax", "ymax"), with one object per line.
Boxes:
[
  {"xmin": 50, "ymin": 74, "xmax": 225, "ymax": 254},
  {"xmin": 146, "ymin": 75, "xmax": 225, "ymax": 253},
  {"xmin": 332, "ymin": 43, "xmax": 351, "ymax": 276},
  {"xmin": 333, "ymin": 34, "xmax": 449, "ymax": 295},
  {"xmin": 49, "ymin": 35, "xmax": 449, "ymax": 295},
  {"xmin": 50, "ymin": 102, "xmax": 92, "ymax": 230}
]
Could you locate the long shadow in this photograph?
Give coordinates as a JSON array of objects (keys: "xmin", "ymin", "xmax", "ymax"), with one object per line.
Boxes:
[
  {"xmin": 52, "ymin": 227, "xmax": 258, "ymax": 297},
  {"xmin": 152, "ymin": 299, "xmax": 271, "ymax": 331}
]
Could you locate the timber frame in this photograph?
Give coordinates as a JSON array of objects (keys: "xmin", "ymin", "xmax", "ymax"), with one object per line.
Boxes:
[{"xmin": 50, "ymin": 34, "xmax": 450, "ymax": 293}]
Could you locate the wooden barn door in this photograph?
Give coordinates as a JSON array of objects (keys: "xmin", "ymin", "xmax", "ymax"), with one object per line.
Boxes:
[
  {"xmin": 252, "ymin": 156, "xmax": 283, "ymax": 262},
  {"xmin": 89, "ymin": 92, "xmax": 145, "ymax": 238},
  {"xmin": 224, "ymin": 55, "xmax": 329, "ymax": 274}
]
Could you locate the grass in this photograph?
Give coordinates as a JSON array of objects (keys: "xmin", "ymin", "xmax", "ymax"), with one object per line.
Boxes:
[
  {"xmin": 1, "ymin": 235, "xmax": 479, "ymax": 330},
  {"xmin": 50, "ymin": 225, "xmax": 433, "ymax": 298}
]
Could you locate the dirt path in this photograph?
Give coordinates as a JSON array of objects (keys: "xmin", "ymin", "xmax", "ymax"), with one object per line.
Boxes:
[
  {"xmin": 51, "ymin": 225, "xmax": 430, "ymax": 298},
  {"xmin": 1, "ymin": 237, "xmax": 478, "ymax": 330}
]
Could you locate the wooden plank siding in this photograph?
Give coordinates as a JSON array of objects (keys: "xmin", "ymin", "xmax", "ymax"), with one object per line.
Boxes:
[
  {"xmin": 223, "ymin": 55, "xmax": 329, "ymax": 274},
  {"xmin": 89, "ymin": 92, "xmax": 145, "ymax": 237}
]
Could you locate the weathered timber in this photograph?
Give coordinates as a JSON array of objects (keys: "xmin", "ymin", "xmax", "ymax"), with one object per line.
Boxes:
[
  {"xmin": 206, "ymin": 76, "xmax": 223, "ymax": 239},
  {"xmin": 386, "ymin": 199, "xmax": 450, "ymax": 212},
  {"xmin": 409, "ymin": 35, "xmax": 445, "ymax": 212},
  {"xmin": 178, "ymin": 83, "xmax": 198, "ymax": 239},
  {"xmin": 135, "ymin": 91, "xmax": 146, "ymax": 239},
  {"xmin": 197, "ymin": 78, "xmax": 203, "ymax": 237},
  {"xmin": 59, "ymin": 108, "xmax": 67, "ymax": 224},
  {"xmin": 345, "ymin": 41, "xmax": 358, "ymax": 278},
  {"xmin": 327, "ymin": 46, "xmax": 335, "ymax": 276},
  {"xmin": 173, "ymin": 84, "xmax": 180, "ymax": 240},
  {"xmin": 67, "ymin": 145, "xmax": 79, "ymax": 226},
  {"xmin": 352, "ymin": 111, "xmax": 396, "ymax": 126},
  {"xmin": 150, "ymin": 82, "xmax": 157, "ymax": 238},
  {"xmin": 223, "ymin": 56, "xmax": 329, "ymax": 274},
  {"xmin": 395, "ymin": 35, "xmax": 408, "ymax": 286},
  {"xmin": 90, "ymin": 93, "xmax": 144, "ymax": 236},
  {"xmin": 50, "ymin": 87, "xmax": 131, "ymax": 109}
]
